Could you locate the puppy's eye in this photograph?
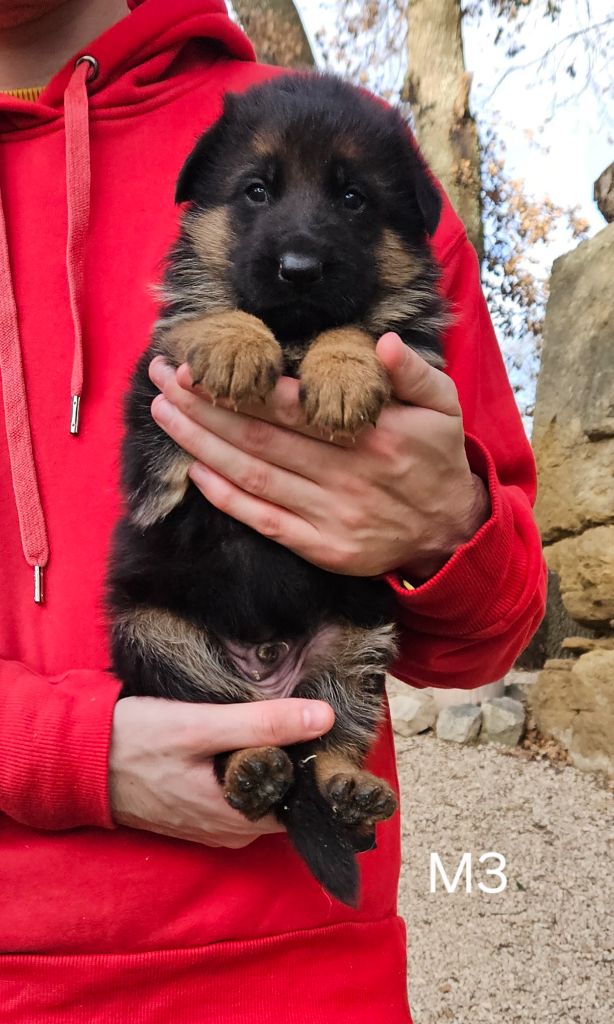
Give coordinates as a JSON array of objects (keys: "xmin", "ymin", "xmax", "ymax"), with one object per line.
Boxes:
[
  {"xmin": 343, "ymin": 189, "xmax": 366, "ymax": 211},
  {"xmin": 245, "ymin": 182, "xmax": 269, "ymax": 204}
]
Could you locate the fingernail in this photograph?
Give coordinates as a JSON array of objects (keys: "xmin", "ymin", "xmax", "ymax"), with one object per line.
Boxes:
[
  {"xmin": 149, "ymin": 358, "xmax": 173, "ymax": 387},
  {"xmin": 151, "ymin": 395, "xmax": 172, "ymax": 424},
  {"xmin": 380, "ymin": 331, "xmax": 402, "ymax": 346},
  {"xmin": 189, "ymin": 462, "xmax": 207, "ymax": 485},
  {"xmin": 302, "ymin": 703, "xmax": 332, "ymax": 733}
]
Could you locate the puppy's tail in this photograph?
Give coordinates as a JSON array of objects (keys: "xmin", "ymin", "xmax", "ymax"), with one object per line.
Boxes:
[{"xmin": 277, "ymin": 759, "xmax": 374, "ymax": 907}]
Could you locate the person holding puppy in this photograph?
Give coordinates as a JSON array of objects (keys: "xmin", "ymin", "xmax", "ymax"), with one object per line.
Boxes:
[{"xmin": 0, "ymin": 1, "xmax": 546, "ymax": 1022}]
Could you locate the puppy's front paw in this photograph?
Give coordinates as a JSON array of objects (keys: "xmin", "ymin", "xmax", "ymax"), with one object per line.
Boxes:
[
  {"xmin": 224, "ymin": 746, "xmax": 294, "ymax": 821},
  {"xmin": 324, "ymin": 770, "xmax": 397, "ymax": 828},
  {"xmin": 185, "ymin": 311, "xmax": 283, "ymax": 404},
  {"xmin": 298, "ymin": 329, "xmax": 390, "ymax": 436}
]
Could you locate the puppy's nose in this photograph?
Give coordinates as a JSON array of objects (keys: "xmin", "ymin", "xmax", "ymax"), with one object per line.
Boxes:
[{"xmin": 278, "ymin": 252, "xmax": 323, "ymax": 283}]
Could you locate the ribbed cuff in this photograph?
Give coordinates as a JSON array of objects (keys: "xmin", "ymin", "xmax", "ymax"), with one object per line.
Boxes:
[
  {"xmin": 0, "ymin": 665, "xmax": 122, "ymax": 830},
  {"xmin": 385, "ymin": 434, "xmax": 528, "ymax": 637}
]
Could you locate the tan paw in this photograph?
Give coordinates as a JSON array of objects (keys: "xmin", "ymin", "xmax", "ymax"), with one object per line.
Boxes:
[
  {"xmin": 224, "ymin": 746, "xmax": 294, "ymax": 821},
  {"xmin": 186, "ymin": 311, "xmax": 283, "ymax": 404},
  {"xmin": 324, "ymin": 770, "xmax": 397, "ymax": 828},
  {"xmin": 299, "ymin": 345, "xmax": 390, "ymax": 437}
]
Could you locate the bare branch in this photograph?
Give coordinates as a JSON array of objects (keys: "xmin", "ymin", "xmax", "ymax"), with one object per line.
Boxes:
[{"xmin": 484, "ymin": 15, "xmax": 614, "ymax": 102}]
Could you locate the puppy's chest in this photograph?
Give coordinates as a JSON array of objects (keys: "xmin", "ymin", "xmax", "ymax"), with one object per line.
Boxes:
[{"xmin": 280, "ymin": 342, "xmax": 310, "ymax": 377}]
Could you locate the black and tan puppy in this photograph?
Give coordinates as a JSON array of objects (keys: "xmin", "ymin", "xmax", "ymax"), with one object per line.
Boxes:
[{"xmin": 106, "ymin": 74, "xmax": 447, "ymax": 905}]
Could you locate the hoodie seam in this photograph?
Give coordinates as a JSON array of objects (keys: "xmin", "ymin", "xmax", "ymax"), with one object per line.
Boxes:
[{"xmin": 0, "ymin": 59, "xmax": 238, "ymax": 142}]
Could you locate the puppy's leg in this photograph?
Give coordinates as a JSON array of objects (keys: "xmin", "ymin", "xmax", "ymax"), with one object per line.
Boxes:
[
  {"xmin": 119, "ymin": 338, "xmax": 193, "ymax": 528},
  {"xmin": 298, "ymin": 326, "xmax": 390, "ymax": 436},
  {"xmin": 291, "ymin": 621, "xmax": 399, "ymax": 831},
  {"xmin": 280, "ymin": 728, "xmax": 396, "ymax": 904},
  {"xmin": 158, "ymin": 310, "xmax": 283, "ymax": 405},
  {"xmin": 112, "ymin": 607, "xmax": 296, "ymax": 818},
  {"xmin": 128, "ymin": 443, "xmax": 193, "ymax": 529},
  {"xmin": 313, "ymin": 748, "xmax": 397, "ymax": 829},
  {"xmin": 217, "ymin": 747, "xmax": 294, "ymax": 821},
  {"xmin": 111, "ymin": 606, "xmax": 248, "ymax": 703}
]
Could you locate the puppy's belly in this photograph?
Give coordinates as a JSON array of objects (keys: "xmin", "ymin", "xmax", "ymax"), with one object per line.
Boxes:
[{"xmin": 223, "ymin": 624, "xmax": 344, "ymax": 699}]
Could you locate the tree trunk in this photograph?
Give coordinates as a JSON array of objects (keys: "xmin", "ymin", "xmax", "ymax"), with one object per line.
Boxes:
[
  {"xmin": 232, "ymin": 0, "xmax": 315, "ymax": 68},
  {"xmin": 405, "ymin": 0, "xmax": 483, "ymax": 258}
]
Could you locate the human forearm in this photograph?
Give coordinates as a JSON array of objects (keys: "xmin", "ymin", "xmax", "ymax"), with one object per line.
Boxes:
[
  {"xmin": 387, "ymin": 435, "xmax": 547, "ymax": 687},
  {"xmin": 397, "ymin": 470, "xmax": 491, "ymax": 584}
]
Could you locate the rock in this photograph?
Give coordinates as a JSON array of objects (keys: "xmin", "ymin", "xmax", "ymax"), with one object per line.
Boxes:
[
  {"xmin": 545, "ymin": 526, "xmax": 614, "ymax": 627},
  {"xmin": 389, "ymin": 691, "xmax": 438, "ymax": 737},
  {"xmin": 504, "ymin": 670, "xmax": 538, "ymax": 705},
  {"xmin": 505, "ymin": 684, "xmax": 527, "ymax": 704},
  {"xmin": 480, "ymin": 697, "xmax": 526, "ymax": 747},
  {"xmin": 561, "ymin": 635, "xmax": 614, "ymax": 654},
  {"xmin": 504, "ymin": 669, "xmax": 539, "ymax": 689},
  {"xmin": 516, "ymin": 570, "xmax": 597, "ymax": 669},
  {"xmin": 385, "ymin": 674, "xmax": 407, "ymax": 700},
  {"xmin": 426, "ymin": 680, "xmax": 504, "ymax": 710},
  {"xmin": 436, "ymin": 705, "xmax": 481, "ymax": 744},
  {"xmin": 532, "ymin": 223, "xmax": 614, "ymax": 544},
  {"xmin": 543, "ymin": 658, "xmax": 574, "ymax": 671},
  {"xmin": 594, "ymin": 161, "xmax": 614, "ymax": 223},
  {"xmin": 529, "ymin": 649, "xmax": 614, "ymax": 773}
]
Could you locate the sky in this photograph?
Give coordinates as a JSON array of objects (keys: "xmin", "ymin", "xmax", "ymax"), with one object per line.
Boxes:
[
  {"xmin": 293, "ymin": 0, "xmax": 613, "ymax": 422},
  {"xmin": 297, "ymin": 0, "xmax": 612, "ymax": 244},
  {"xmin": 462, "ymin": 0, "xmax": 613, "ymax": 240}
]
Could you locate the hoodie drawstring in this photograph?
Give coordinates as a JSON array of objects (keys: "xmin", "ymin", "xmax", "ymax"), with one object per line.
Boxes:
[
  {"xmin": 0, "ymin": 196, "xmax": 49, "ymax": 602},
  {"xmin": 0, "ymin": 57, "xmax": 95, "ymax": 602},
  {"xmin": 65, "ymin": 56, "xmax": 96, "ymax": 435}
]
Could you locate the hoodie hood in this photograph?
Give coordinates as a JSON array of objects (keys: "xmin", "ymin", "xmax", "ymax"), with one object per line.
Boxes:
[
  {"xmin": 0, "ymin": 0, "xmax": 254, "ymax": 130},
  {"xmin": 0, "ymin": 0, "xmax": 255, "ymax": 602}
]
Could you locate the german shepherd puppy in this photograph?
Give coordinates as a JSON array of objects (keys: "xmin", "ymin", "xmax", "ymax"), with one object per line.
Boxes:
[{"xmin": 106, "ymin": 74, "xmax": 447, "ymax": 905}]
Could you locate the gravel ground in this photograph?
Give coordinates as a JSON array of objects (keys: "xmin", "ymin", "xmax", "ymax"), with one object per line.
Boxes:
[{"xmin": 395, "ymin": 732, "xmax": 613, "ymax": 1024}]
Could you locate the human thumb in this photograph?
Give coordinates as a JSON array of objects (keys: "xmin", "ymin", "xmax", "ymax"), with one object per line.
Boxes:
[
  {"xmin": 190, "ymin": 698, "xmax": 335, "ymax": 756},
  {"xmin": 376, "ymin": 332, "xmax": 458, "ymax": 414}
]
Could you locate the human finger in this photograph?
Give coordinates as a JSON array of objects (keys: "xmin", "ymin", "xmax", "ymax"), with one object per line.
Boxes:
[
  {"xmin": 151, "ymin": 395, "xmax": 324, "ymax": 515},
  {"xmin": 188, "ymin": 460, "xmax": 326, "ymax": 561},
  {"xmin": 150, "ymin": 358, "xmax": 343, "ymax": 477},
  {"xmin": 172, "ymin": 359, "xmax": 356, "ymax": 448},
  {"xmin": 186, "ymin": 698, "xmax": 335, "ymax": 756},
  {"xmin": 375, "ymin": 333, "xmax": 460, "ymax": 415}
]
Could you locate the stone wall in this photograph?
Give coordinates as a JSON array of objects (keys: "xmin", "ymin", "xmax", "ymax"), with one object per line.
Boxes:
[{"xmin": 529, "ymin": 222, "xmax": 614, "ymax": 772}]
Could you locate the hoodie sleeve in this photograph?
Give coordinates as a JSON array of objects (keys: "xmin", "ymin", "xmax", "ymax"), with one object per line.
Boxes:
[
  {"xmin": 0, "ymin": 660, "xmax": 121, "ymax": 829},
  {"xmin": 386, "ymin": 234, "xmax": 547, "ymax": 689}
]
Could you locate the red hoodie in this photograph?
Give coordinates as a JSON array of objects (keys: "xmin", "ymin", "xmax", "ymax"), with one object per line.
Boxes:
[{"xmin": 0, "ymin": 1, "xmax": 545, "ymax": 1020}]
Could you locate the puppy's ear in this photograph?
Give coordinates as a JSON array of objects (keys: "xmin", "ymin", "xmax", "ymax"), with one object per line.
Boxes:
[
  {"xmin": 412, "ymin": 156, "xmax": 442, "ymax": 237},
  {"xmin": 175, "ymin": 95, "xmax": 239, "ymax": 205},
  {"xmin": 175, "ymin": 126, "xmax": 218, "ymax": 204},
  {"xmin": 393, "ymin": 115, "xmax": 442, "ymax": 236}
]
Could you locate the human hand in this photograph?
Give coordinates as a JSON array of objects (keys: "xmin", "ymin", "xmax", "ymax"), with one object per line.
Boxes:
[
  {"xmin": 148, "ymin": 332, "xmax": 490, "ymax": 582},
  {"xmin": 109, "ymin": 696, "xmax": 334, "ymax": 848}
]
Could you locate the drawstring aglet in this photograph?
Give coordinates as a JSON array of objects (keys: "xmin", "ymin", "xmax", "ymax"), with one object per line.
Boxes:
[
  {"xmin": 34, "ymin": 564, "xmax": 44, "ymax": 604},
  {"xmin": 70, "ymin": 394, "xmax": 81, "ymax": 434}
]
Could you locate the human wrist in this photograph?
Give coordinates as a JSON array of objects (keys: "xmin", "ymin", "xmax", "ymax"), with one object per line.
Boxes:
[{"xmin": 399, "ymin": 473, "xmax": 490, "ymax": 585}]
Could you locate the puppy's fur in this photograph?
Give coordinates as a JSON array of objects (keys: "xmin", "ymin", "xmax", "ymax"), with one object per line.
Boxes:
[{"xmin": 106, "ymin": 74, "xmax": 447, "ymax": 905}]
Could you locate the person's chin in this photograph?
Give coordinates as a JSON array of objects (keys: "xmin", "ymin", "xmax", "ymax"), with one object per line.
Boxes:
[{"xmin": 0, "ymin": 1, "xmax": 69, "ymax": 31}]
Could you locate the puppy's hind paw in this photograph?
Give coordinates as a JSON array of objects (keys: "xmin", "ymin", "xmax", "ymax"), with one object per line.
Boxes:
[
  {"xmin": 224, "ymin": 746, "xmax": 294, "ymax": 821},
  {"xmin": 324, "ymin": 770, "xmax": 397, "ymax": 828}
]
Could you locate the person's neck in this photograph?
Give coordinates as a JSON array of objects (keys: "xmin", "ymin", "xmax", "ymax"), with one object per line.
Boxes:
[{"xmin": 0, "ymin": 0, "xmax": 128, "ymax": 90}]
